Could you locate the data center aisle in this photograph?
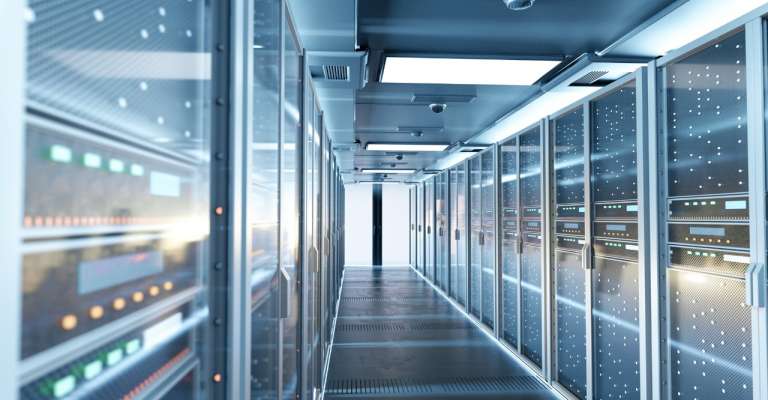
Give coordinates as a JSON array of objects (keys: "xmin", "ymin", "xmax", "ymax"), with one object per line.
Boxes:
[{"xmin": 324, "ymin": 267, "xmax": 558, "ymax": 400}]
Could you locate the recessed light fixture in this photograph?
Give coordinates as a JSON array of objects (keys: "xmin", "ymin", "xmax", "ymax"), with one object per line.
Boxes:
[
  {"xmin": 365, "ymin": 143, "xmax": 449, "ymax": 152},
  {"xmin": 361, "ymin": 168, "xmax": 417, "ymax": 174},
  {"xmin": 381, "ymin": 57, "xmax": 560, "ymax": 86}
]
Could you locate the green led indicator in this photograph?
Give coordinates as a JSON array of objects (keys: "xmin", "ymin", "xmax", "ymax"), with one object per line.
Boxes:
[
  {"xmin": 125, "ymin": 338, "xmax": 141, "ymax": 355},
  {"xmin": 50, "ymin": 145, "xmax": 72, "ymax": 163},
  {"xmin": 130, "ymin": 164, "xmax": 145, "ymax": 177},
  {"xmin": 53, "ymin": 375, "xmax": 76, "ymax": 398},
  {"xmin": 83, "ymin": 360, "xmax": 103, "ymax": 380},
  {"xmin": 106, "ymin": 348, "xmax": 123, "ymax": 366},
  {"xmin": 83, "ymin": 153, "xmax": 102, "ymax": 169},
  {"xmin": 109, "ymin": 159, "xmax": 125, "ymax": 173}
]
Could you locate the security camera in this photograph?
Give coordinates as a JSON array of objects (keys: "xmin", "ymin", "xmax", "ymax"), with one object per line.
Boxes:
[
  {"xmin": 429, "ymin": 103, "xmax": 447, "ymax": 114},
  {"xmin": 395, "ymin": 154, "xmax": 404, "ymax": 161},
  {"xmin": 503, "ymin": 0, "xmax": 535, "ymax": 10}
]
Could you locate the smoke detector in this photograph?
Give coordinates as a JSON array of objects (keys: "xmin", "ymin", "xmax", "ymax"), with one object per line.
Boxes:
[{"xmin": 503, "ymin": 0, "xmax": 535, "ymax": 11}]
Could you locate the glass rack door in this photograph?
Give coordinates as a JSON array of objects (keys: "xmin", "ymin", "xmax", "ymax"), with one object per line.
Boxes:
[
  {"xmin": 552, "ymin": 107, "xmax": 588, "ymax": 400},
  {"xmin": 481, "ymin": 150, "xmax": 496, "ymax": 328},
  {"xmin": 469, "ymin": 156, "xmax": 483, "ymax": 319},
  {"xmin": 519, "ymin": 126, "xmax": 544, "ymax": 368},
  {"xmin": 500, "ymin": 137, "xmax": 520, "ymax": 347}
]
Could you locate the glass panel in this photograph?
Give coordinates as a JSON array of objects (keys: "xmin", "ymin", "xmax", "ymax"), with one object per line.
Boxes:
[
  {"xmin": 519, "ymin": 127, "xmax": 542, "ymax": 366},
  {"xmin": 469, "ymin": 156, "xmax": 483, "ymax": 318},
  {"xmin": 436, "ymin": 173, "xmax": 448, "ymax": 288},
  {"xmin": 553, "ymin": 107, "xmax": 587, "ymax": 399},
  {"xmin": 251, "ymin": 0, "xmax": 281, "ymax": 397},
  {"xmin": 555, "ymin": 250, "xmax": 587, "ymax": 399},
  {"xmin": 21, "ymin": 0, "xmax": 210, "ymax": 398},
  {"xmin": 456, "ymin": 164, "xmax": 468, "ymax": 306},
  {"xmin": 501, "ymin": 138, "xmax": 519, "ymax": 347},
  {"xmin": 591, "ymin": 81, "xmax": 640, "ymax": 400},
  {"xmin": 663, "ymin": 30, "xmax": 752, "ymax": 400},
  {"xmin": 281, "ymin": 19, "xmax": 302, "ymax": 400},
  {"xmin": 481, "ymin": 151, "xmax": 496, "ymax": 328},
  {"xmin": 450, "ymin": 169, "xmax": 459, "ymax": 299},
  {"xmin": 426, "ymin": 179, "xmax": 435, "ymax": 280}
]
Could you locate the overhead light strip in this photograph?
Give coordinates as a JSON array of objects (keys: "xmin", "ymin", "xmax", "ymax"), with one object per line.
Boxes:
[
  {"xmin": 365, "ymin": 143, "xmax": 449, "ymax": 152},
  {"xmin": 360, "ymin": 168, "xmax": 416, "ymax": 175},
  {"xmin": 381, "ymin": 57, "xmax": 560, "ymax": 86}
]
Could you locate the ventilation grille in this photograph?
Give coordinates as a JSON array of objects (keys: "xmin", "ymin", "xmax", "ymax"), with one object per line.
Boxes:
[
  {"xmin": 325, "ymin": 376, "xmax": 547, "ymax": 395},
  {"xmin": 570, "ymin": 70, "xmax": 609, "ymax": 86},
  {"xmin": 323, "ymin": 65, "xmax": 350, "ymax": 81}
]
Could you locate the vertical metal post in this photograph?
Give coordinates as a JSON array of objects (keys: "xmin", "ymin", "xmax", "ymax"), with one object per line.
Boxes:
[
  {"xmin": 647, "ymin": 58, "xmax": 669, "ymax": 400},
  {"xmin": 466, "ymin": 160, "xmax": 472, "ymax": 312},
  {"xmin": 1, "ymin": 1, "xmax": 24, "ymax": 399},
  {"xmin": 746, "ymin": 18, "xmax": 768, "ymax": 400},
  {"xmin": 582, "ymin": 102, "xmax": 594, "ymax": 400},
  {"xmin": 447, "ymin": 169, "xmax": 453, "ymax": 295},
  {"xmin": 542, "ymin": 119, "xmax": 554, "ymax": 382},
  {"xmin": 228, "ymin": 0, "xmax": 254, "ymax": 397},
  {"xmin": 516, "ymin": 136, "xmax": 523, "ymax": 353},
  {"xmin": 635, "ymin": 67, "xmax": 654, "ymax": 400},
  {"xmin": 495, "ymin": 144, "xmax": 503, "ymax": 338},
  {"xmin": 276, "ymin": 1, "xmax": 286, "ymax": 397},
  {"xmin": 209, "ymin": 0, "xmax": 236, "ymax": 397}
]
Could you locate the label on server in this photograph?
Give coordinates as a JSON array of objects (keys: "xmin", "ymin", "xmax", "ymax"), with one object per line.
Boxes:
[
  {"xmin": 667, "ymin": 223, "xmax": 749, "ymax": 250},
  {"xmin": 593, "ymin": 202, "xmax": 638, "ymax": 220},
  {"xmin": 593, "ymin": 222, "xmax": 637, "ymax": 240},
  {"xmin": 668, "ymin": 245, "xmax": 750, "ymax": 279},
  {"xmin": 556, "ymin": 221, "xmax": 585, "ymax": 236},
  {"xmin": 668, "ymin": 196, "xmax": 749, "ymax": 221}
]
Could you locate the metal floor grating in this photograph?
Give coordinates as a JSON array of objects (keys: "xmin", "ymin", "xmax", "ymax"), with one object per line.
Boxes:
[
  {"xmin": 335, "ymin": 321, "xmax": 471, "ymax": 333},
  {"xmin": 341, "ymin": 296, "xmax": 430, "ymax": 302},
  {"xmin": 325, "ymin": 376, "xmax": 547, "ymax": 396}
]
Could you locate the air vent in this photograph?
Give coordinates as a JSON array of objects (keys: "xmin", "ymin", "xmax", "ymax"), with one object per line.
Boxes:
[
  {"xmin": 323, "ymin": 65, "xmax": 350, "ymax": 81},
  {"xmin": 570, "ymin": 70, "xmax": 610, "ymax": 87}
]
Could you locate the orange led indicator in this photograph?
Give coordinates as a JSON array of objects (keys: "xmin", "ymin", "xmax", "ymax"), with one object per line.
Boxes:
[
  {"xmin": 113, "ymin": 297, "xmax": 126, "ymax": 311},
  {"xmin": 132, "ymin": 291, "xmax": 144, "ymax": 303},
  {"xmin": 61, "ymin": 314, "xmax": 78, "ymax": 331},
  {"xmin": 89, "ymin": 305, "xmax": 105, "ymax": 320},
  {"xmin": 213, "ymin": 373, "xmax": 223, "ymax": 383}
]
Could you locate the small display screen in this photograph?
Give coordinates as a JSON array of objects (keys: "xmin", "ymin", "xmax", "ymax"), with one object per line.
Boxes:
[
  {"xmin": 79, "ymin": 251, "xmax": 164, "ymax": 294},
  {"xmin": 606, "ymin": 224, "xmax": 627, "ymax": 232},
  {"xmin": 564, "ymin": 223, "xmax": 580, "ymax": 229},
  {"xmin": 689, "ymin": 226, "xmax": 726, "ymax": 237}
]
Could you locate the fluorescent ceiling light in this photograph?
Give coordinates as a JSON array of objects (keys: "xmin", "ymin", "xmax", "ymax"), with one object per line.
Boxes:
[
  {"xmin": 366, "ymin": 143, "xmax": 449, "ymax": 152},
  {"xmin": 381, "ymin": 57, "xmax": 560, "ymax": 86},
  {"xmin": 361, "ymin": 168, "xmax": 416, "ymax": 174}
]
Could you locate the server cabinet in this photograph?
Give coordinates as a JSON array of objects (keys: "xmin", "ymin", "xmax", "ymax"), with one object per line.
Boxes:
[
  {"xmin": 500, "ymin": 137, "xmax": 521, "ymax": 348},
  {"xmin": 424, "ymin": 178, "xmax": 434, "ymax": 280},
  {"xmin": 520, "ymin": 125, "xmax": 545, "ymax": 368},
  {"xmin": 435, "ymin": 172, "xmax": 447, "ymax": 288},
  {"xmin": 448, "ymin": 163, "xmax": 469, "ymax": 307},
  {"xmin": 417, "ymin": 183, "xmax": 425, "ymax": 275},
  {"xmin": 441, "ymin": 171, "xmax": 452, "ymax": 290},
  {"xmin": 481, "ymin": 151, "xmax": 497, "ymax": 328},
  {"xmin": 551, "ymin": 106, "xmax": 589, "ymax": 399},
  {"xmin": 408, "ymin": 185, "xmax": 418, "ymax": 268},
  {"xmin": 654, "ymin": 26, "xmax": 759, "ymax": 400},
  {"xmin": 281, "ymin": 15, "xmax": 304, "ymax": 400},
  {"xmin": 19, "ymin": 1, "xmax": 213, "ymax": 399},
  {"xmin": 469, "ymin": 156, "xmax": 484, "ymax": 319},
  {"xmin": 250, "ymin": 0, "xmax": 283, "ymax": 397},
  {"xmin": 589, "ymin": 78, "xmax": 642, "ymax": 400}
]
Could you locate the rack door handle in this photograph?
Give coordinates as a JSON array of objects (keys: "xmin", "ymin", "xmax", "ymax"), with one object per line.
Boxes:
[
  {"xmin": 581, "ymin": 243, "xmax": 593, "ymax": 270},
  {"xmin": 279, "ymin": 268, "xmax": 292, "ymax": 319},
  {"xmin": 746, "ymin": 263, "xmax": 766, "ymax": 308}
]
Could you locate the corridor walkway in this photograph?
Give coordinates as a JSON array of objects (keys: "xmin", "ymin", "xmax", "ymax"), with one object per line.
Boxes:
[{"xmin": 324, "ymin": 267, "xmax": 559, "ymax": 399}]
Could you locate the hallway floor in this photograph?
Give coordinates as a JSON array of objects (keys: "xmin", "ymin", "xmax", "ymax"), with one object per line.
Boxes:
[{"xmin": 324, "ymin": 267, "xmax": 558, "ymax": 399}]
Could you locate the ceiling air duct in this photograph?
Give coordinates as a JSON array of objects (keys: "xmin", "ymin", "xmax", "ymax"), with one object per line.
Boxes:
[{"xmin": 503, "ymin": 0, "xmax": 535, "ymax": 11}]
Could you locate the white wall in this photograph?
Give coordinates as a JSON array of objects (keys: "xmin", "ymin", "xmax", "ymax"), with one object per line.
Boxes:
[
  {"xmin": 344, "ymin": 183, "xmax": 372, "ymax": 266},
  {"xmin": 382, "ymin": 184, "xmax": 410, "ymax": 266}
]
